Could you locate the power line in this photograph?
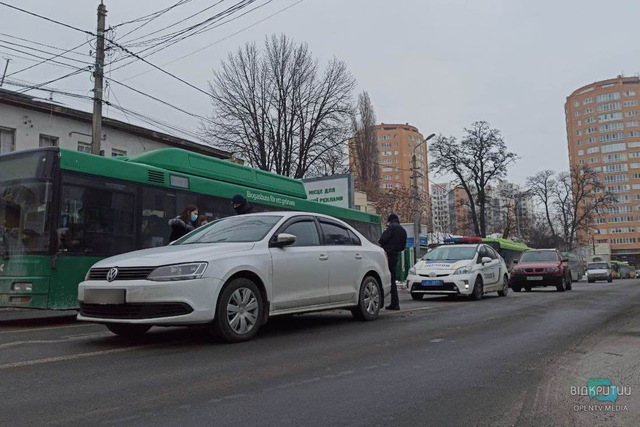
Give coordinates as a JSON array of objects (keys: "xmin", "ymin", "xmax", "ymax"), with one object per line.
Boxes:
[
  {"xmin": 0, "ymin": 38, "xmax": 92, "ymax": 65},
  {"xmin": 0, "ymin": 42, "xmax": 89, "ymax": 71},
  {"xmin": 107, "ymin": 77, "xmax": 210, "ymax": 121},
  {"xmin": 112, "ymin": 0, "xmax": 194, "ymax": 38},
  {"xmin": 18, "ymin": 67, "xmax": 90, "ymax": 94},
  {"xmin": 105, "ymin": 37, "xmax": 212, "ymax": 98},
  {"xmin": 0, "ymin": 32, "xmax": 91, "ymax": 59},
  {"xmin": 126, "ymin": 0, "xmax": 305, "ymax": 82},
  {"xmin": 4, "ymin": 40, "xmax": 92, "ymax": 78},
  {"xmin": 0, "ymin": 2, "xmax": 93, "ymax": 36}
]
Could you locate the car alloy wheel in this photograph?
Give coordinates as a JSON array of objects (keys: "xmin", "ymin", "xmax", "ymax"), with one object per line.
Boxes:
[{"xmin": 556, "ymin": 276, "xmax": 566, "ymax": 292}]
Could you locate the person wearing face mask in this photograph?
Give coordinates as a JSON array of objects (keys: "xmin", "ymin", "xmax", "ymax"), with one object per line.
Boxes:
[{"xmin": 168, "ymin": 204, "xmax": 198, "ymax": 241}]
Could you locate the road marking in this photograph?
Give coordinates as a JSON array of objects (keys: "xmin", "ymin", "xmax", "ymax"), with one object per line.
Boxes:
[
  {"xmin": 0, "ymin": 332, "xmax": 110, "ymax": 349},
  {"xmin": 0, "ymin": 346, "xmax": 147, "ymax": 370},
  {"xmin": 0, "ymin": 323, "xmax": 94, "ymax": 335}
]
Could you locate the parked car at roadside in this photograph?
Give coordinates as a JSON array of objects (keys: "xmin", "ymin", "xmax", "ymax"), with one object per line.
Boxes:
[
  {"xmin": 586, "ymin": 262, "xmax": 613, "ymax": 283},
  {"xmin": 77, "ymin": 212, "xmax": 390, "ymax": 343},
  {"xmin": 509, "ymin": 249, "xmax": 572, "ymax": 292},
  {"xmin": 406, "ymin": 240, "xmax": 510, "ymax": 301}
]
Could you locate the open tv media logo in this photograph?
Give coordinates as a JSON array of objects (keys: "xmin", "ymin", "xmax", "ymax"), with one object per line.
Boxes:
[{"xmin": 571, "ymin": 378, "xmax": 631, "ymax": 402}]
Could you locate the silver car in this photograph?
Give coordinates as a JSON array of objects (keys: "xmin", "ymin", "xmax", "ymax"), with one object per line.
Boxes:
[
  {"xmin": 78, "ymin": 212, "xmax": 390, "ymax": 343},
  {"xmin": 586, "ymin": 262, "xmax": 613, "ymax": 283}
]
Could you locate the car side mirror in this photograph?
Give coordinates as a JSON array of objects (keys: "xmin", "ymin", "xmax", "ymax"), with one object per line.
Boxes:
[
  {"xmin": 271, "ymin": 233, "xmax": 296, "ymax": 248},
  {"xmin": 481, "ymin": 256, "xmax": 492, "ymax": 264}
]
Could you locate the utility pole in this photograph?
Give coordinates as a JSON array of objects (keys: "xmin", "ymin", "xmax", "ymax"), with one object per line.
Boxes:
[
  {"xmin": 412, "ymin": 133, "xmax": 436, "ymax": 261},
  {"xmin": 91, "ymin": 1, "xmax": 107, "ymax": 155},
  {"xmin": 0, "ymin": 58, "xmax": 10, "ymax": 87},
  {"xmin": 412, "ymin": 152, "xmax": 420, "ymax": 261}
]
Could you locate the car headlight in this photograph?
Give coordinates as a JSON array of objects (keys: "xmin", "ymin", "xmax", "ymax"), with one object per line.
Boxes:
[
  {"xmin": 147, "ymin": 262, "xmax": 208, "ymax": 281},
  {"xmin": 547, "ymin": 266, "xmax": 560, "ymax": 273},
  {"xmin": 409, "ymin": 267, "xmax": 416, "ymax": 275},
  {"xmin": 453, "ymin": 266, "xmax": 471, "ymax": 275}
]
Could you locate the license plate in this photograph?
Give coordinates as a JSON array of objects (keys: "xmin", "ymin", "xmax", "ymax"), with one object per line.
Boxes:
[
  {"xmin": 527, "ymin": 276, "xmax": 543, "ymax": 281},
  {"xmin": 84, "ymin": 289, "xmax": 125, "ymax": 304},
  {"xmin": 422, "ymin": 280, "xmax": 443, "ymax": 286}
]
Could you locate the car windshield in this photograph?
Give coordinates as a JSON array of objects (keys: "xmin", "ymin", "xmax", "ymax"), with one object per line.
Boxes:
[
  {"xmin": 520, "ymin": 251, "xmax": 558, "ymax": 262},
  {"xmin": 176, "ymin": 215, "xmax": 282, "ymax": 244},
  {"xmin": 588, "ymin": 263, "xmax": 608, "ymax": 270},
  {"xmin": 423, "ymin": 246, "xmax": 477, "ymax": 261}
]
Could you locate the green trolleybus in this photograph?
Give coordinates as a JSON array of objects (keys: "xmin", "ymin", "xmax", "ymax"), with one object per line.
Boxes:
[{"xmin": 0, "ymin": 147, "xmax": 381, "ymax": 310}]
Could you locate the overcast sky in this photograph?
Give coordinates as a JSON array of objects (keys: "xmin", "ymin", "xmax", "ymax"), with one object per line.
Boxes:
[{"xmin": 2, "ymin": 0, "xmax": 639, "ymax": 184}]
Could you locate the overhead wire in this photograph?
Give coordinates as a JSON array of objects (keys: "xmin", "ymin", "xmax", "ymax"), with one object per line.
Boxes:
[
  {"xmin": 5, "ymin": 40, "xmax": 92, "ymax": 77},
  {"xmin": 0, "ymin": 32, "xmax": 91, "ymax": 60},
  {"xmin": 121, "ymin": 0, "xmax": 305, "ymax": 81},
  {"xmin": 0, "ymin": 1, "xmax": 94, "ymax": 36}
]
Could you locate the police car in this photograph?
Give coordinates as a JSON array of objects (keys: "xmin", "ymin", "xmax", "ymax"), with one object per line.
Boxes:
[{"xmin": 406, "ymin": 237, "xmax": 510, "ymax": 300}]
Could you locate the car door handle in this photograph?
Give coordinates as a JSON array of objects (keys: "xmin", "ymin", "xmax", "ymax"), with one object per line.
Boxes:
[
  {"xmin": 355, "ymin": 254, "xmax": 362, "ymax": 260},
  {"xmin": 319, "ymin": 254, "xmax": 329, "ymax": 261}
]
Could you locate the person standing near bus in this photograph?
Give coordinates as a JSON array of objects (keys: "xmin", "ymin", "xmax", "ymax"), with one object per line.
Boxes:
[
  {"xmin": 378, "ymin": 214, "xmax": 407, "ymax": 311},
  {"xmin": 169, "ymin": 204, "xmax": 198, "ymax": 241},
  {"xmin": 231, "ymin": 194, "xmax": 255, "ymax": 215}
]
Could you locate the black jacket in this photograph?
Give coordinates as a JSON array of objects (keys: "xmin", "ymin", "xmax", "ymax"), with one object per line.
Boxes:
[
  {"xmin": 378, "ymin": 222, "xmax": 407, "ymax": 253},
  {"xmin": 234, "ymin": 202, "xmax": 255, "ymax": 215},
  {"xmin": 168, "ymin": 217, "xmax": 195, "ymax": 241}
]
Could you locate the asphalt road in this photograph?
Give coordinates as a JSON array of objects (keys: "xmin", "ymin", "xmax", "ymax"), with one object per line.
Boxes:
[{"xmin": 1, "ymin": 279, "xmax": 639, "ymax": 426}]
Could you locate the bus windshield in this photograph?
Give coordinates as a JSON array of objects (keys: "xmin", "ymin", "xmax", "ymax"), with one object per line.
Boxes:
[{"xmin": 0, "ymin": 151, "xmax": 56, "ymax": 257}]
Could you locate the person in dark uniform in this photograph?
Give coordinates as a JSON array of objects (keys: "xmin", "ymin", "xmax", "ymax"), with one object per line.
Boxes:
[
  {"xmin": 231, "ymin": 194, "xmax": 255, "ymax": 215},
  {"xmin": 378, "ymin": 213, "xmax": 408, "ymax": 310}
]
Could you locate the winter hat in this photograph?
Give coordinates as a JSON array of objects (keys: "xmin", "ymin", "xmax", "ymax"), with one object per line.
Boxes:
[
  {"xmin": 232, "ymin": 194, "xmax": 246, "ymax": 204},
  {"xmin": 387, "ymin": 214, "xmax": 399, "ymax": 223}
]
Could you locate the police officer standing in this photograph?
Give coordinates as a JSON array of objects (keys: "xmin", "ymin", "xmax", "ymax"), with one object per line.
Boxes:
[{"xmin": 378, "ymin": 214, "xmax": 408, "ymax": 310}]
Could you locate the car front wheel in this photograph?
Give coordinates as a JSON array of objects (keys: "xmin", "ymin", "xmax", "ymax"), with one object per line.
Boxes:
[
  {"xmin": 556, "ymin": 276, "xmax": 567, "ymax": 292},
  {"xmin": 352, "ymin": 275, "xmax": 382, "ymax": 321},
  {"xmin": 470, "ymin": 277, "xmax": 483, "ymax": 300},
  {"xmin": 498, "ymin": 275, "xmax": 509, "ymax": 297},
  {"xmin": 211, "ymin": 278, "xmax": 264, "ymax": 343}
]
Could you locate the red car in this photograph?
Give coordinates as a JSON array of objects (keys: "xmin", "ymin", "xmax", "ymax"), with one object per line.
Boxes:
[{"xmin": 510, "ymin": 249, "xmax": 572, "ymax": 292}]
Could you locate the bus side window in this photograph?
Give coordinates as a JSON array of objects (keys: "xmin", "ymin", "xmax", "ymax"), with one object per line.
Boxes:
[{"xmin": 141, "ymin": 187, "xmax": 176, "ymax": 248}]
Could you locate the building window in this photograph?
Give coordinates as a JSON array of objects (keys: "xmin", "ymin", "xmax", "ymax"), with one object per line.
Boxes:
[
  {"xmin": 598, "ymin": 102, "xmax": 621, "ymax": 112},
  {"xmin": 39, "ymin": 134, "xmax": 58, "ymax": 147},
  {"xmin": 624, "ymin": 100, "xmax": 639, "ymax": 107},
  {"xmin": 629, "ymin": 131, "xmax": 640, "ymax": 138},
  {"xmin": 0, "ymin": 126, "xmax": 15, "ymax": 154},
  {"xmin": 583, "ymin": 97, "xmax": 594, "ymax": 105},
  {"xmin": 584, "ymin": 107, "xmax": 594, "ymax": 114},
  {"xmin": 596, "ymin": 92, "xmax": 621, "ymax": 103},
  {"xmin": 585, "ymin": 117, "xmax": 597, "ymax": 124},
  {"xmin": 112, "ymin": 148, "xmax": 127, "ymax": 157},
  {"xmin": 626, "ymin": 121, "xmax": 640, "ymax": 128},
  {"xmin": 77, "ymin": 142, "xmax": 92, "ymax": 153},
  {"xmin": 624, "ymin": 91, "xmax": 636, "ymax": 97},
  {"xmin": 626, "ymin": 111, "xmax": 639, "ymax": 117},
  {"xmin": 578, "ymin": 150, "xmax": 584, "ymax": 156}
]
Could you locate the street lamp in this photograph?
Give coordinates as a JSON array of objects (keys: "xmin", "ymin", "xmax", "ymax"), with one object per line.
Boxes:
[{"xmin": 412, "ymin": 133, "xmax": 436, "ymax": 260}]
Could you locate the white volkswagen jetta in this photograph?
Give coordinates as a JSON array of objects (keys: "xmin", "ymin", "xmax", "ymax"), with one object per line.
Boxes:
[{"xmin": 78, "ymin": 212, "xmax": 390, "ymax": 342}]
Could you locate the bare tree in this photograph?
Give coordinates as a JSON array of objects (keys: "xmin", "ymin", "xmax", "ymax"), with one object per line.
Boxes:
[
  {"xmin": 554, "ymin": 165, "xmax": 616, "ymax": 250},
  {"xmin": 203, "ymin": 34, "xmax": 355, "ymax": 178},
  {"xmin": 349, "ymin": 91, "xmax": 380, "ymax": 195},
  {"xmin": 526, "ymin": 170, "xmax": 557, "ymax": 237},
  {"xmin": 525, "ymin": 166, "xmax": 616, "ymax": 250},
  {"xmin": 429, "ymin": 121, "xmax": 518, "ymax": 237},
  {"xmin": 374, "ymin": 187, "xmax": 419, "ymax": 224}
]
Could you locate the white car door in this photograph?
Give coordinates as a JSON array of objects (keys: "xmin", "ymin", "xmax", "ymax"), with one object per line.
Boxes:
[
  {"xmin": 478, "ymin": 246, "xmax": 499, "ymax": 287},
  {"xmin": 317, "ymin": 219, "xmax": 363, "ymax": 304},
  {"xmin": 269, "ymin": 217, "xmax": 330, "ymax": 310}
]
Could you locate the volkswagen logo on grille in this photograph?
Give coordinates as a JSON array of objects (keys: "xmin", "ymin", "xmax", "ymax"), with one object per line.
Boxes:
[
  {"xmin": 106, "ymin": 267, "xmax": 118, "ymax": 282},
  {"xmin": 429, "ymin": 271, "xmax": 437, "ymax": 278}
]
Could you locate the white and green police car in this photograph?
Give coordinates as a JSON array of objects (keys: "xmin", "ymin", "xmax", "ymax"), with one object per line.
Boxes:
[{"xmin": 406, "ymin": 238, "xmax": 510, "ymax": 300}]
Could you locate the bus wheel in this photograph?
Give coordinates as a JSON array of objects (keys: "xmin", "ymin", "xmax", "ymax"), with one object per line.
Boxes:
[{"xmin": 106, "ymin": 323, "xmax": 151, "ymax": 338}]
